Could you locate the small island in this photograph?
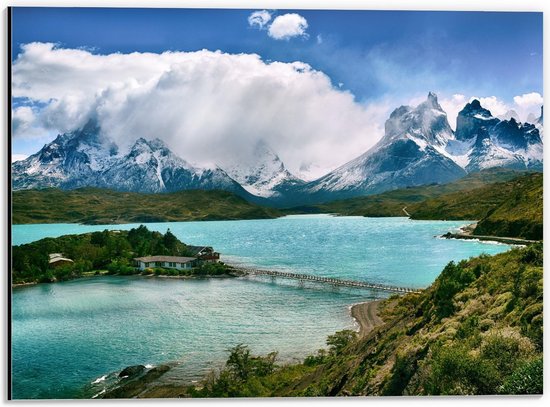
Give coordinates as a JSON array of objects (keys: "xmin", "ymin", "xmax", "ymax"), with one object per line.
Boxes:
[{"xmin": 12, "ymin": 226, "xmax": 237, "ymax": 286}]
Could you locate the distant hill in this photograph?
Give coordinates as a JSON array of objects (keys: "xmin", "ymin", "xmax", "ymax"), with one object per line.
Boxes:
[
  {"xmin": 294, "ymin": 168, "xmax": 527, "ymax": 217},
  {"xmin": 407, "ymin": 172, "xmax": 542, "ymax": 240},
  {"xmin": 12, "ymin": 188, "xmax": 282, "ymax": 225},
  {"xmin": 12, "ymin": 94, "xmax": 543, "ymax": 207},
  {"xmin": 472, "ymin": 173, "xmax": 543, "ymax": 240},
  {"xmin": 288, "ymin": 169, "xmax": 542, "ymax": 240}
]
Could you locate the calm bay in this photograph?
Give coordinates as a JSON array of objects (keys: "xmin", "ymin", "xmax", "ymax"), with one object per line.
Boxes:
[{"xmin": 11, "ymin": 215, "xmax": 512, "ymax": 399}]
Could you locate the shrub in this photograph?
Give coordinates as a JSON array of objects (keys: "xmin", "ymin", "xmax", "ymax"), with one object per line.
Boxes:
[
  {"xmin": 499, "ymin": 358, "xmax": 543, "ymax": 395},
  {"xmin": 326, "ymin": 330, "xmax": 357, "ymax": 355},
  {"xmin": 423, "ymin": 343, "xmax": 499, "ymax": 395},
  {"xmin": 304, "ymin": 349, "xmax": 327, "ymax": 366}
]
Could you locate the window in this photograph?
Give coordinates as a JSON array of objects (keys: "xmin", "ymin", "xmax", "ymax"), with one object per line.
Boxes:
[
  {"xmin": 155, "ymin": 261, "xmax": 162, "ymax": 267},
  {"xmin": 169, "ymin": 262, "xmax": 176, "ymax": 267}
]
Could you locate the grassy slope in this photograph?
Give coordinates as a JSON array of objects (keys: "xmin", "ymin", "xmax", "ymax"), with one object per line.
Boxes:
[
  {"xmin": 408, "ymin": 172, "xmax": 542, "ymax": 240},
  {"xmin": 473, "ymin": 173, "xmax": 543, "ymax": 240},
  {"xmin": 12, "ymin": 188, "xmax": 282, "ymax": 224},
  {"xmin": 186, "ymin": 244, "xmax": 543, "ymax": 397},
  {"xmin": 295, "ymin": 168, "xmax": 527, "ymax": 217}
]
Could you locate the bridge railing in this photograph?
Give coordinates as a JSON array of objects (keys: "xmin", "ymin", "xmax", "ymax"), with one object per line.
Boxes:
[{"xmin": 230, "ymin": 265, "xmax": 421, "ymax": 294}]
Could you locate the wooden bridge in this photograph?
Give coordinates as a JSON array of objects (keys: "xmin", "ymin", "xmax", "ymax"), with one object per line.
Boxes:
[{"xmin": 233, "ymin": 266, "xmax": 421, "ymax": 294}]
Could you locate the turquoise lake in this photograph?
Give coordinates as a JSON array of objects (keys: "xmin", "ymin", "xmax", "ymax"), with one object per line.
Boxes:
[{"xmin": 11, "ymin": 215, "xmax": 512, "ymax": 399}]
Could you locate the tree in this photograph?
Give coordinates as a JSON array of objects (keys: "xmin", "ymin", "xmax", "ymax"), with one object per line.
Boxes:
[
  {"xmin": 163, "ymin": 229, "xmax": 178, "ymax": 251},
  {"xmin": 326, "ymin": 330, "xmax": 357, "ymax": 355}
]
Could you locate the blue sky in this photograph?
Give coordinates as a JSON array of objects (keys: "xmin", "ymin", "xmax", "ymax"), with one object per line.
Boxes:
[
  {"xmin": 12, "ymin": 8, "xmax": 542, "ymax": 102},
  {"xmin": 10, "ymin": 8, "xmax": 544, "ymax": 177}
]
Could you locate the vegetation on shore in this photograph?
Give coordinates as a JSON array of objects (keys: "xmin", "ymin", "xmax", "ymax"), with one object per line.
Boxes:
[
  {"xmin": 12, "ymin": 188, "xmax": 281, "ymax": 225},
  {"xmin": 142, "ymin": 244, "xmax": 542, "ymax": 397},
  {"xmin": 12, "ymin": 226, "xmax": 233, "ymax": 285}
]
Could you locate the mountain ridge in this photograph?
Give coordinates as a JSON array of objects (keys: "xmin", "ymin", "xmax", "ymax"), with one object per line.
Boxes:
[{"xmin": 12, "ymin": 93, "xmax": 543, "ymax": 206}]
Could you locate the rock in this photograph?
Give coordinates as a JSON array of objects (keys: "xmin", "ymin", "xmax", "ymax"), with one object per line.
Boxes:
[
  {"xmin": 103, "ymin": 365, "xmax": 171, "ymax": 398},
  {"xmin": 118, "ymin": 365, "xmax": 146, "ymax": 379}
]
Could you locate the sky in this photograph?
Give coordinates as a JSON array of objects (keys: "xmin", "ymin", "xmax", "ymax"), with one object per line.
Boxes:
[{"xmin": 10, "ymin": 7, "xmax": 543, "ymax": 179}]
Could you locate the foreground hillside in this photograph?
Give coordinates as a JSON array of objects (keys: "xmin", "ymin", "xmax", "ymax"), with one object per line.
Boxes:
[
  {"xmin": 12, "ymin": 188, "xmax": 281, "ymax": 224},
  {"xmin": 99, "ymin": 244, "xmax": 543, "ymax": 398},
  {"xmin": 181, "ymin": 244, "xmax": 542, "ymax": 397}
]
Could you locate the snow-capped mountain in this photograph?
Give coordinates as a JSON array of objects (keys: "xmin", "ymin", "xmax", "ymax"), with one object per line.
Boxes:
[
  {"xmin": 12, "ymin": 120, "xmax": 250, "ymax": 197},
  {"xmin": 12, "ymin": 120, "xmax": 116, "ymax": 190},
  {"xmin": 12, "ymin": 93, "xmax": 543, "ymax": 206},
  {"xmin": 499, "ymin": 110, "xmax": 520, "ymax": 122},
  {"xmin": 221, "ymin": 141, "xmax": 304, "ymax": 198},
  {"xmin": 296, "ymin": 93, "xmax": 543, "ymax": 203},
  {"xmin": 301, "ymin": 93, "xmax": 467, "ymax": 201},
  {"xmin": 454, "ymin": 100, "xmax": 543, "ymax": 172}
]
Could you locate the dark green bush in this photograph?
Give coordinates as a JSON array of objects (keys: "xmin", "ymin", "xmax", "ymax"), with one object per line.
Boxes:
[
  {"xmin": 326, "ymin": 330, "xmax": 357, "ymax": 355},
  {"xmin": 499, "ymin": 358, "xmax": 543, "ymax": 395}
]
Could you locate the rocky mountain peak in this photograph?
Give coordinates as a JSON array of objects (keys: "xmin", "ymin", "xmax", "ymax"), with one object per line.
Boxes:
[
  {"xmin": 423, "ymin": 91, "xmax": 442, "ymax": 110},
  {"xmin": 384, "ymin": 92, "xmax": 453, "ymax": 148},
  {"xmin": 221, "ymin": 139, "xmax": 304, "ymax": 198},
  {"xmin": 460, "ymin": 99, "xmax": 493, "ymax": 118}
]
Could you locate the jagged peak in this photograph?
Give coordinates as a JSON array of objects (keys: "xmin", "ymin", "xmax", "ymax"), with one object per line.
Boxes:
[
  {"xmin": 414, "ymin": 91, "xmax": 444, "ymax": 113},
  {"xmin": 389, "ymin": 105, "xmax": 412, "ymax": 119},
  {"xmin": 459, "ymin": 99, "xmax": 493, "ymax": 118},
  {"xmin": 426, "ymin": 91, "xmax": 439, "ymax": 106},
  {"xmin": 130, "ymin": 137, "xmax": 167, "ymax": 150}
]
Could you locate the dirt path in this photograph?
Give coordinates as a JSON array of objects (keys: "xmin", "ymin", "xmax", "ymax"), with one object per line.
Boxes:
[{"xmin": 350, "ymin": 300, "xmax": 384, "ymax": 338}]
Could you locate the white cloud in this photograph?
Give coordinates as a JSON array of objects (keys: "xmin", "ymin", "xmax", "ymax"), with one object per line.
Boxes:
[
  {"xmin": 439, "ymin": 94, "xmax": 466, "ymax": 130},
  {"xmin": 12, "ymin": 42, "xmax": 388, "ymax": 180},
  {"xmin": 268, "ymin": 13, "xmax": 308, "ymax": 40},
  {"xmin": 11, "ymin": 105, "xmax": 56, "ymax": 139},
  {"xmin": 472, "ymin": 96, "xmax": 509, "ymax": 117},
  {"xmin": 248, "ymin": 10, "xmax": 272, "ymax": 30},
  {"xmin": 513, "ymin": 92, "xmax": 543, "ymax": 108},
  {"xmin": 12, "ymin": 106, "xmax": 36, "ymax": 137}
]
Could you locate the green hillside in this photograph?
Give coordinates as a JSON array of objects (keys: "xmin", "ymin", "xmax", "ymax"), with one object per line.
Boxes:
[
  {"xmin": 473, "ymin": 173, "xmax": 543, "ymax": 240},
  {"xmin": 182, "ymin": 244, "xmax": 543, "ymax": 397},
  {"xmin": 406, "ymin": 172, "xmax": 542, "ymax": 240},
  {"xmin": 297, "ymin": 168, "xmax": 527, "ymax": 217},
  {"xmin": 12, "ymin": 188, "xmax": 282, "ymax": 225}
]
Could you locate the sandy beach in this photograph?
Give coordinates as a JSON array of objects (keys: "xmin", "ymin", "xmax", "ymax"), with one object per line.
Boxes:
[{"xmin": 350, "ymin": 300, "xmax": 384, "ymax": 338}]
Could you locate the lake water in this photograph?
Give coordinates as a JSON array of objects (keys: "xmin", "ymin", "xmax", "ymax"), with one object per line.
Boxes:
[{"xmin": 11, "ymin": 215, "xmax": 512, "ymax": 399}]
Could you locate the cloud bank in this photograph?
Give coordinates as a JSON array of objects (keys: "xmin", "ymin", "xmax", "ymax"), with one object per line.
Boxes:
[{"xmin": 12, "ymin": 42, "xmax": 386, "ymax": 180}]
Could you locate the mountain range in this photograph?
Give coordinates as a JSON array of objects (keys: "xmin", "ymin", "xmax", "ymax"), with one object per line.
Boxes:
[{"xmin": 12, "ymin": 93, "xmax": 543, "ymax": 206}]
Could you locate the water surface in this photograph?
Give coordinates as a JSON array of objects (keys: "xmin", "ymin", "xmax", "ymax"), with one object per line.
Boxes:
[{"xmin": 11, "ymin": 215, "xmax": 512, "ymax": 398}]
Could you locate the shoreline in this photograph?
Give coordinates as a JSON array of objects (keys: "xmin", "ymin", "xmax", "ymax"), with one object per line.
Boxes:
[
  {"xmin": 12, "ymin": 271, "xmax": 242, "ymax": 289},
  {"xmin": 443, "ymin": 222, "xmax": 538, "ymax": 245},
  {"xmin": 350, "ymin": 300, "xmax": 384, "ymax": 338},
  {"xmin": 441, "ymin": 231, "xmax": 536, "ymax": 246}
]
